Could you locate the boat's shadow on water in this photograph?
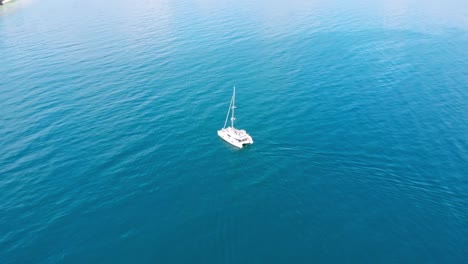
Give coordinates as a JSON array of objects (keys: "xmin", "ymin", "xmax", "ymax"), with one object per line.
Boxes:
[{"xmin": 217, "ymin": 138, "xmax": 252, "ymax": 152}]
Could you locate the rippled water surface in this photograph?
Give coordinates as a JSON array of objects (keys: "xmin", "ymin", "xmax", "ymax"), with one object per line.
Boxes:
[{"xmin": 1, "ymin": 0, "xmax": 467, "ymax": 263}]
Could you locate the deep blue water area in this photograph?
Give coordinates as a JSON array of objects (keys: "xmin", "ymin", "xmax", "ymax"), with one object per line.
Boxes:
[{"xmin": 1, "ymin": 0, "xmax": 467, "ymax": 263}]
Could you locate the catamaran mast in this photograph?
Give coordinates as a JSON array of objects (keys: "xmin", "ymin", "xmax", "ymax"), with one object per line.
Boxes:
[{"xmin": 231, "ymin": 86, "xmax": 236, "ymax": 128}]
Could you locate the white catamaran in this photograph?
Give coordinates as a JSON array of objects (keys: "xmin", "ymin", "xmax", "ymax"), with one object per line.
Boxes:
[{"xmin": 218, "ymin": 86, "xmax": 253, "ymax": 148}]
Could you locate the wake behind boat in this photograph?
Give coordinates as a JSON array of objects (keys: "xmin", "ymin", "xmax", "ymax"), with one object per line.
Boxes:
[{"xmin": 217, "ymin": 86, "xmax": 253, "ymax": 148}]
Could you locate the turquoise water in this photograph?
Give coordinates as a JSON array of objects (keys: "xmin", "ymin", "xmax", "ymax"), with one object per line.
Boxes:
[{"xmin": 1, "ymin": 0, "xmax": 467, "ymax": 263}]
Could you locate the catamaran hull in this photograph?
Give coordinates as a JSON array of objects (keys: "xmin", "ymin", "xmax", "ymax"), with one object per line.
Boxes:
[{"xmin": 218, "ymin": 129, "xmax": 253, "ymax": 148}]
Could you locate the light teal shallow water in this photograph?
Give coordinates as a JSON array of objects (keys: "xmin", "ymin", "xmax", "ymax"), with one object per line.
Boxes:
[{"xmin": 1, "ymin": 0, "xmax": 467, "ymax": 263}]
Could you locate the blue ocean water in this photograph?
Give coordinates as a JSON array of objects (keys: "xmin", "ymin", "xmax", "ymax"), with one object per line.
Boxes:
[{"xmin": 1, "ymin": 0, "xmax": 467, "ymax": 263}]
